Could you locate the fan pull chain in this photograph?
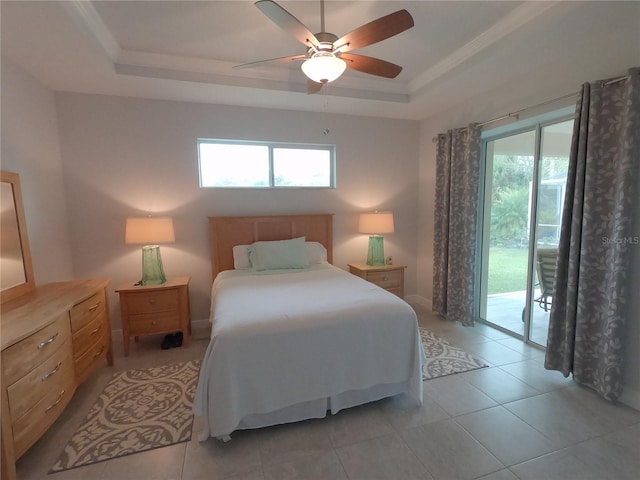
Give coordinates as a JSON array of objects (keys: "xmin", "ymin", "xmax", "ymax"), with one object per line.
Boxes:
[{"xmin": 323, "ymin": 82, "xmax": 330, "ymax": 136}]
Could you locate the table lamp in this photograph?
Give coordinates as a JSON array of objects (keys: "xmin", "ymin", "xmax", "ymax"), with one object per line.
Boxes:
[
  {"xmin": 125, "ymin": 217, "xmax": 175, "ymax": 285},
  {"xmin": 358, "ymin": 211, "xmax": 394, "ymax": 266}
]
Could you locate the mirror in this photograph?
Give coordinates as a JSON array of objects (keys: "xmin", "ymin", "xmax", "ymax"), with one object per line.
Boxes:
[{"xmin": 1, "ymin": 171, "xmax": 35, "ymax": 304}]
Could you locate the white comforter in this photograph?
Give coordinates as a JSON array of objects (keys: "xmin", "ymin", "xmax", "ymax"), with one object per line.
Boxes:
[{"xmin": 193, "ymin": 264, "xmax": 424, "ymax": 439}]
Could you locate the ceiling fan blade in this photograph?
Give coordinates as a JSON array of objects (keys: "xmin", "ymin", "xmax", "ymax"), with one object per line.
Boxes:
[
  {"xmin": 234, "ymin": 54, "xmax": 307, "ymax": 69},
  {"xmin": 334, "ymin": 9, "xmax": 414, "ymax": 53},
  {"xmin": 340, "ymin": 53, "xmax": 403, "ymax": 79},
  {"xmin": 255, "ymin": 0, "xmax": 319, "ymax": 48},
  {"xmin": 307, "ymin": 79, "xmax": 323, "ymax": 95}
]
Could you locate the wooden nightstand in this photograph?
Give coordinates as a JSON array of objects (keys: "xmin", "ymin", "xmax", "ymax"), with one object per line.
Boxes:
[
  {"xmin": 348, "ymin": 263, "xmax": 406, "ymax": 298},
  {"xmin": 115, "ymin": 276, "xmax": 191, "ymax": 356}
]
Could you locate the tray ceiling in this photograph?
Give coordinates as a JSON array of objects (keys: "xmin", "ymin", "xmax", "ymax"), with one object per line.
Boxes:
[{"xmin": 2, "ymin": 1, "xmax": 638, "ymax": 120}]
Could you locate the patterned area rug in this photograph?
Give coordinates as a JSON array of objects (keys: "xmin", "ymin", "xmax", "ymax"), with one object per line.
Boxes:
[
  {"xmin": 50, "ymin": 360, "xmax": 200, "ymax": 473},
  {"xmin": 420, "ymin": 327, "xmax": 488, "ymax": 380}
]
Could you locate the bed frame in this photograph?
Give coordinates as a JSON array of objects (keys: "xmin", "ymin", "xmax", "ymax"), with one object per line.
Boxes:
[{"xmin": 208, "ymin": 214, "xmax": 334, "ymax": 279}]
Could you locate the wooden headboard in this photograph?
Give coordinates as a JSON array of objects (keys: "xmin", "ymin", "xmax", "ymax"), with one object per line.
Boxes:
[{"xmin": 208, "ymin": 214, "xmax": 334, "ymax": 279}]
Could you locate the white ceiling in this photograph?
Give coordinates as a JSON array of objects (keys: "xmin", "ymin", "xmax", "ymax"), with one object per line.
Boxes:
[{"xmin": 1, "ymin": 1, "xmax": 638, "ymax": 120}]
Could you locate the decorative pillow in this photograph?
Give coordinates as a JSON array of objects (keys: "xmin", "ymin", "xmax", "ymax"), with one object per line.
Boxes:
[
  {"xmin": 233, "ymin": 240, "xmax": 328, "ymax": 269},
  {"xmin": 248, "ymin": 237, "xmax": 310, "ymax": 271}
]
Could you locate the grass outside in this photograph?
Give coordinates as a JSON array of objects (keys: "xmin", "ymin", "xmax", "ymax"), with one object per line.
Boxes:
[{"xmin": 486, "ymin": 247, "xmax": 529, "ymax": 295}]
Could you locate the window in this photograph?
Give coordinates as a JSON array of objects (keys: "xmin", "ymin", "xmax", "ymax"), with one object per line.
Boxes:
[{"xmin": 198, "ymin": 139, "xmax": 335, "ymax": 188}]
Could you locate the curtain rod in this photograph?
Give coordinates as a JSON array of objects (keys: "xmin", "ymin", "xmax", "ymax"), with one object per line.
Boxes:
[
  {"xmin": 431, "ymin": 91, "xmax": 577, "ymax": 143},
  {"xmin": 431, "ymin": 72, "xmax": 633, "ymax": 143},
  {"xmin": 476, "ymin": 90, "xmax": 578, "ymax": 126},
  {"xmin": 601, "ymin": 73, "xmax": 632, "ymax": 86}
]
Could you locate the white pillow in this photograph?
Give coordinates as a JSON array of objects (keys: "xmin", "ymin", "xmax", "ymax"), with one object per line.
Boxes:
[
  {"xmin": 232, "ymin": 245, "xmax": 251, "ymax": 270},
  {"xmin": 232, "ymin": 240, "xmax": 328, "ymax": 269},
  {"xmin": 248, "ymin": 236, "xmax": 309, "ymax": 271},
  {"xmin": 306, "ymin": 241, "xmax": 328, "ymax": 264}
]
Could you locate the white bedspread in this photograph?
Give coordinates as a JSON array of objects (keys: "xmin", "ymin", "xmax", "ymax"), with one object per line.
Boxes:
[{"xmin": 193, "ymin": 264, "xmax": 424, "ymax": 439}]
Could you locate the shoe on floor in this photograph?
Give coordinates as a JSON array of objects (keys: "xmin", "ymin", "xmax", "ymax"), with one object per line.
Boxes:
[
  {"xmin": 161, "ymin": 332, "xmax": 183, "ymax": 350},
  {"xmin": 161, "ymin": 334, "xmax": 174, "ymax": 350}
]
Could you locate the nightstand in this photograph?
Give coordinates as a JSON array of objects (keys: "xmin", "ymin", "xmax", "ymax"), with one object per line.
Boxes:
[
  {"xmin": 115, "ymin": 276, "xmax": 191, "ymax": 356},
  {"xmin": 348, "ymin": 263, "xmax": 406, "ymax": 298}
]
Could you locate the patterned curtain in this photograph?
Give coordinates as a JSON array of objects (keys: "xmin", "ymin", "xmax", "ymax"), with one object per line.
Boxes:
[
  {"xmin": 545, "ymin": 68, "xmax": 640, "ymax": 401},
  {"xmin": 432, "ymin": 125, "xmax": 481, "ymax": 326}
]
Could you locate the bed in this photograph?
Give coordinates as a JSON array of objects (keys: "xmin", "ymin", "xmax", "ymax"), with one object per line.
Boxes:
[{"xmin": 193, "ymin": 214, "xmax": 424, "ymax": 440}]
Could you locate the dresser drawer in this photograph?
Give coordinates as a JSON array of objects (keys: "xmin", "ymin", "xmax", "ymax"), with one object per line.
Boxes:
[
  {"xmin": 7, "ymin": 342, "xmax": 74, "ymax": 422},
  {"xmin": 12, "ymin": 369, "xmax": 75, "ymax": 458},
  {"xmin": 385, "ymin": 286, "xmax": 403, "ymax": 298},
  {"xmin": 70, "ymin": 290, "xmax": 106, "ymax": 332},
  {"xmin": 2, "ymin": 313, "xmax": 71, "ymax": 385},
  {"xmin": 73, "ymin": 331, "xmax": 110, "ymax": 384},
  {"xmin": 125, "ymin": 290, "xmax": 179, "ymax": 314},
  {"xmin": 72, "ymin": 312, "xmax": 108, "ymax": 360},
  {"xmin": 366, "ymin": 270, "xmax": 402, "ymax": 289},
  {"xmin": 127, "ymin": 312, "xmax": 180, "ymax": 335}
]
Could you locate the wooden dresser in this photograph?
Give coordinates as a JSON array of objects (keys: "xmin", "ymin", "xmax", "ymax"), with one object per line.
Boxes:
[{"xmin": 1, "ymin": 279, "xmax": 112, "ymax": 480}]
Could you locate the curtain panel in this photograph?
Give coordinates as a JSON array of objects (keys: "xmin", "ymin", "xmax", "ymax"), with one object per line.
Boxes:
[
  {"xmin": 545, "ymin": 68, "xmax": 640, "ymax": 401},
  {"xmin": 432, "ymin": 125, "xmax": 481, "ymax": 326}
]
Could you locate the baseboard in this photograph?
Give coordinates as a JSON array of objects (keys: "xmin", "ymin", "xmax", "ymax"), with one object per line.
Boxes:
[
  {"xmin": 405, "ymin": 294, "xmax": 432, "ymax": 311},
  {"xmin": 111, "ymin": 318, "xmax": 211, "ymax": 342},
  {"xmin": 191, "ymin": 318, "xmax": 211, "ymax": 339},
  {"xmin": 620, "ymin": 385, "xmax": 640, "ymax": 411}
]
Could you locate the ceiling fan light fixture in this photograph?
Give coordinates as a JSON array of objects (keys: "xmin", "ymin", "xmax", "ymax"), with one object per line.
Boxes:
[{"xmin": 301, "ymin": 52, "xmax": 347, "ymax": 83}]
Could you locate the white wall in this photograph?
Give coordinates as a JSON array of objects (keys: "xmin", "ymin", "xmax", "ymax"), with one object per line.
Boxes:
[
  {"xmin": 1, "ymin": 57, "xmax": 74, "ymax": 284},
  {"xmin": 54, "ymin": 93, "xmax": 419, "ymax": 327}
]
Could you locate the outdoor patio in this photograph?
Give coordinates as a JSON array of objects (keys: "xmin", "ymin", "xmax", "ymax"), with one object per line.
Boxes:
[{"xmin": 484, "ymin": 290, "xmax": 550, "ymax": 346}]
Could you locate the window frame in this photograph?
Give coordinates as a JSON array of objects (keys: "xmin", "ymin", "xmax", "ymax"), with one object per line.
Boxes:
[
  {"xmin": 475, "ymin": 106, "xmax": 575, "ymax": 347},
  {"xmin": 197, "ymin": 138, "xmax": 336, "ymax": 189}
]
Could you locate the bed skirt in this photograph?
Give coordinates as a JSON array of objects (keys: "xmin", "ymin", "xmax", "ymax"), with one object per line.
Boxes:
[{"xmin": 197, "ymin": 379, "xmax": 414, "ymax": 442}]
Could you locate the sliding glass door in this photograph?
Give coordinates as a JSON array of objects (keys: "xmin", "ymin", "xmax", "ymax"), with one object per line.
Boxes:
[
  {"xmin": 479, "ymin": 118, "xmax": 573, "ymax": 347},
  {"xmin": 480, "ymin": 130, "xmax": 536, "ymax": 339}
]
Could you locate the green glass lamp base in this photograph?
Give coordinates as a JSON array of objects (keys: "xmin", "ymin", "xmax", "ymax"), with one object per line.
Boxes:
[
  {"xmin": 366, "ymin": 235, "xmax": 386, "ymax": 266},
  {"xmin": 140, "ymin": 245, "xmax": 167, "ymax": 285}
]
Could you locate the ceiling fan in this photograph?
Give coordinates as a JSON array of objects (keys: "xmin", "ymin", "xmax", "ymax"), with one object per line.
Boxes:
[{"xmin": 236, "ymin": 0, "xmax": 414, "ymax": 93}]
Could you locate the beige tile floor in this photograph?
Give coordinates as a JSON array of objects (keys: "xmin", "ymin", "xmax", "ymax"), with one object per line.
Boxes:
[{"xmin": 16, "ymin": 306, "xmax": 640, "ymax": 480}]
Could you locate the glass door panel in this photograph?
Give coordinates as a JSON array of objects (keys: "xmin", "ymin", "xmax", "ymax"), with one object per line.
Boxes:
[
  {"xmin": 479, "ymin": 130, "xmax": 536, "ymax": 337},
  {"xmin": 527, "ymin": 120, "xmax": 573, "ymax": 346}
]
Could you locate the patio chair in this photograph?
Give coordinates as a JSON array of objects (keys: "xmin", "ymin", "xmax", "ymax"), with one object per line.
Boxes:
[
  {"xmin": 521, "ymin": 247, "xmax": 558, "ymax": 321},
  {"xmin": 533, "ymin": 248, "xmax": 558, "ymax": 312}
]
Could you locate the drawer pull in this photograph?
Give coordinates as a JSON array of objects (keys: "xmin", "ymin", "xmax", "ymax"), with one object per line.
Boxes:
[
  {"xmin": 382, "ymin": 276, "xmax": 389, "ymax": 281},
  {"xmin": 151, "ymin": 321, "xmax": 157, "ymax": 326},
  {"xmin": 149, "ymin": 299, "xmax": 157, "ymax": 305},
  {"xmin": 44, "ymin": 390, "xmax": 66, "ymax": 413},
  {"xmin": 93, "ymin": 346, "xmax": 105, "ymax": 358},
  {"xmin": 88, "ymin": 303, "xmax": 100, "ymax": 312},
  {"xmin": 37, "ymin": 333, "xmax": 59, "ymax": 350},
  {"xmin": 90, "ymin": 326, "xmax": 101, "ymax": 336},
  {"xmin": 41, "ymin": 362, "xmax": 62, "ymax": 382}
]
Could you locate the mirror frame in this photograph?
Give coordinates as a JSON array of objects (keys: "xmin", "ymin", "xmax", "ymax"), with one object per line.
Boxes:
[{"xmin": 1, "ymin": 171, "xmax": 35, "ymax": 304}]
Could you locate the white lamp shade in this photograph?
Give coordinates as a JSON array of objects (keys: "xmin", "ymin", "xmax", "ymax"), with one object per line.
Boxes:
[
  {"xmin": 125, "ymin": 217, "xmax": 175, "ymax": 244},
  {"xmin": 358, "ymin": 212, "xmax": 394, "ymax": 234},
  {"xmin": 301, "ymin": 53, "xmax": 347, "ymax": 83}
]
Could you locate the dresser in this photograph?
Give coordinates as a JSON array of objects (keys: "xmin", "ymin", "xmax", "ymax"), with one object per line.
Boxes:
[
  {"xmin": 0, "ymin": 279, "xmax": 112, "ymax": 480},
  {"xmin": 116, "ymin": 276, "xmax": 191, "ymax": 356},
  {"xmin": 348, "ymin": 263, "xmax": 407, "ymax": 298}
]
